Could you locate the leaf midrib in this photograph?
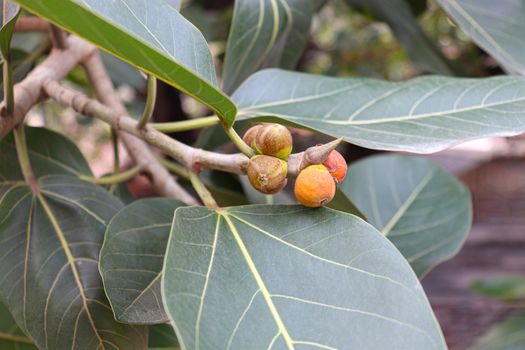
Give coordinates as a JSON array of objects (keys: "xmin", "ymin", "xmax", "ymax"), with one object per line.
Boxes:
[
  {"xmin": 0, "ymin": 331, "xmax": 34, "ymax": 345},
  {"xmin": 37, "ymin": 193, "xmax": 104, "ymax": 349},
  {"xmin": 222, "ymin": 213, "xmax": 294, "ymax": 350},
  {"xmin": 239, "ymin": 90, "xmax": 525, "ymax": 126}
]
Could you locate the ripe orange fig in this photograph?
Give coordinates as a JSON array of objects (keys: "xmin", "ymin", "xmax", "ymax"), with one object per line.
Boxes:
[
  {"xmin": 322, "ymin": 150, "xmax": 348, "ymax": 183},
  {"xmin": 294, "ymin": 165, "xmax": 336, "ymax": 207},
  {"xmin": 247, "ymin": 155, "xmax": 288, "ymax": 194}
]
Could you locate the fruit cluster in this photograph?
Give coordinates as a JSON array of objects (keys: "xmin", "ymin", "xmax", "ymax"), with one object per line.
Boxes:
[{"xmin": 244, "ymin": 123, "xmax": 348, "ymax": 207}]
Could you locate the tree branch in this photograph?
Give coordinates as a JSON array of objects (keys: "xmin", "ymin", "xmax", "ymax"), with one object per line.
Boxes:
[
  {"xmin": 0, "ymin": 35, "xmax": 95, "ymax": 139},
  {"xmin": 42, "ymin": 79, "xmax": 338, "ymax": 177}
]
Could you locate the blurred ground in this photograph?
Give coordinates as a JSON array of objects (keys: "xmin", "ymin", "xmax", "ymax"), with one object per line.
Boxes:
[{"xmin": 424, "ymin": 143, "xmax": 525, "ymax": 349}]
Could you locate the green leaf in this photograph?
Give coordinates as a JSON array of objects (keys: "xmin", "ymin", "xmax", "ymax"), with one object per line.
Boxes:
[
  {"xmin": 100, "ymin": 198, "xmax": 186, "ymax": 325},
  {"xmin": 0, "ymin": 127, "xmax": 92, "ymax": 198},
  {"xmin": 340, "ymin": 155, "xmax": 472, "ymax": 276},
  {"xmin": 14, "ymin": 0, "xmax": 237, "ymax": 126},
  {"xmin": 222, "ymin": 0, "xmax": 313, "ymax": 94},
  {"xmin": 0, "ymin": 301, "xmax": 35, "ymax": 349},
  {"xmin": 234, "ymin": 69, "xmax": 525, "ymax": 153},
  {"xmin": 162, "ymin": 205, "xmax": 446, "ymax": 349},
  {"xmin": 0, "ymin": 176, "xmax": 147, "ymax": 349},
  {"xmin": 438, "ymin": 0, "xmax": 525, "ymax": 76},
  {"xmin": 149, "ymin": 324, "xmax": 180, "ymax": 350},
  {"xmin": 344, "ymin": 0, "xmax": 456, "ymax": 75},
  {"xmin": 469, "ymin": 311, "xmax": 525, "ymax": 350},
  {"xmin": 0, "ymin": 0, "xmax": 20, "ymax": 60},
  {"xmin": 471, "ymin": 276, "xmax": 525, "ymax": 301}
]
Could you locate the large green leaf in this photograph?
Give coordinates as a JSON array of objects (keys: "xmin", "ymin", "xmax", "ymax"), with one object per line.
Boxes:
[
  {"xmin": 222, "ymin": 0, "xmax": 313, "ymax": 94},
  {"xmin": 100, "ymin": 198, "xmax": 186, "ymax": 325},
  {"xmin": 162, "ymin": 205, "xmax": 446, "ymax": 349},
  {"xmin": 0, "ymin": 177, "xmax": 147, "ymax": 349},
  {"xmin": 0, "ymin": 301, "xmax": 35, "ymax": 349},
  {"xmin": 234, "ymin": 69, "xmax": 525, "ymax": 153},
  {"xmin": 0, "ymin": 0, "xmax": 20, "ymax": 60},
  {"xmin": 345, "ymin": 0, "xmax": 456, "ymax": 75},
  {"xmin": 14, "ymin": 0, "xmax": 237, "ymax": 126},
  {"xmin": 438, "ymin": 0, "xmax": 525, "ymax": 76},
  {"xmin": 469, "ymin": 311, "xmax": 525, "ymax": 350},
  {"xmin": 0, "ymin": 127, "xmax": 92, "ymax": 198},
  {"xmin": 340, "ymin": 155, "xmax": 472, "ymax": 276}
]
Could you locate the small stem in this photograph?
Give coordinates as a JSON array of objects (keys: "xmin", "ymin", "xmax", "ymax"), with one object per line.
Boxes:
[
  {"xmin": 159, "ymin": 158, "xmax": 190, "ymax": 179},
  {"xmin": 13, "ymin": 125, "xmax": 38, "ymax": 193},
  {"xmin": 137, "ymin": 74, "xmax": 157, "ymax": 129},
  {"xmin": 110, "ymin": 128, "xmax": 120, "ymax": 174},
  {"xmin": 49, "ymin": 25, "xmax": 67, "ymax": 49},
  {"xmin": 3, "ymin": 59, "xmax": 14, "ymax": 115},
  {"xmin": 224, "ymin": 126, "xmax": 255, "ymax": 157},
  {"xmin": 151, "ymin": 115, "xmax": 220, "ymax": 133},
  {"xmin": 189, "ymin": 171, "xmax": 218, "ymax": 209},
  {"xmin": 79, "ymin": 165, "xmax": 141, "ymax": 185}
]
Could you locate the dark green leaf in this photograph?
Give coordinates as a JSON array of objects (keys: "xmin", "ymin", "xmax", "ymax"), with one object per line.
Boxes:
[
  {"xmin": 14, "ymin": 0, "xmax": 237, "ymax": 125},
  {"xmin": 162, "ymin": 205, "xmax": 446, "ymax": 349},
  {"xmin": 149, "ymin": 324, "xmax": 179, "ymax": 350},
  {"xmin": 222, "ymin": 0, "xmax": 313, "ymax": 94},
  {"xmin": 100, "ymin": 198, "xmax": 186, "ymax": 325},
  {"xmin": 438, "ymin": 0, "xmax": 525, "ymax": 75},
  {"xmin": 469, "ymin": 311, "xmax": 525, "ymax": 350},
  {"xmin": 0, "ymin": 176, "xmax": 147, "ymax": 349},
  {"xmin": 0, "ymin": 301, "xmax": 35, "ymax": 349},
  {"xmin": 234, "ymin": 69, "xmax": 525, "ymax": 153},
  {"xmin": 344, "ymin": 0, "xmax": 454, "ymax": 75},
  {"xmin": 340, "ymin": 155, "xmax": 472, "ymax": 276},
  {"xmin": 471, "ymin": 276, "xmax": 525, "ymax": 301},
  {"xmin": 0, "ymin": 127, "xmax": 92, "ymax": 198},
  {"xmin": 0, "ymin": 0, "xmax": 20, "ymax": 59}
]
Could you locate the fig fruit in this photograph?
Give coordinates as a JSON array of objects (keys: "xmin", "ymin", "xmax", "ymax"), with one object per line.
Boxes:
[
  {"xmin": 294, "ymin": 165, "xmax": 336, "ymax": 207},
  {"xmin": 247, "ymin": 155, "xmax": 288, "ymax": 194}
]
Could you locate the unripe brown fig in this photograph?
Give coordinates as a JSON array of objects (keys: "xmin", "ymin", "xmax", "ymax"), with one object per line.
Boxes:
[
  {"xmin": 243, "ymin": 123, "xmax": 292, "ymax": 159},
  {"xmin": 294, "ymin": 165, "xmax": 336, "ymax": 207},
  {"xmin": 242, "ymin": 124, "xmax": 264, "ymax": 148},
  {"xmin": 247, "ymin": 155, "xmax": 288, "ymax": 194},
  {"xmin": 322, "ymin": 150, "xmax": 348, "ymax": 184}
]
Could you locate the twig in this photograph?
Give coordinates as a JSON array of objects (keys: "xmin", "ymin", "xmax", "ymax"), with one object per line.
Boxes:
[{"xmin": 81, "ymin": 53, "xmax": 198, "ymax": 205}]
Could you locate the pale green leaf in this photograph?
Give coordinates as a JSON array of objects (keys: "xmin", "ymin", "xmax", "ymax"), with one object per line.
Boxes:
[
  {"xmin": 469, "ymin": 311, "xmax": 525, "ymax": 350},
  {"xmin": 438, "ymin": 0, "xmax": 525, "ymax": 76},
  {"xmin": 0, "ymin": 177, "xmax": 147, "ymax": 349},
  {"xmin": 14, "ymin": 0, "xmax": 237, "ymax": 125},
  {"xmin": 234, "ymin": 69, "xmax": 525, "ymax": 153},
  {"xmin": 0, "ymin": 301, "xmax": 35, "ymax": 349},
  {"xmin": 100, "ymin": 198, "xmax": 186, "ymax": 325},
  {"xmin": 162, "ymin": 205, "xmax": 446, "ymax": 349},
  {"xmin": 471, "ymin": 276, "xmax": 525, "ymax": 301},
  {"xmin": 222, "ymin": 0, "xmax": 313, "ymax": 94},
  {"xmin": 341, "ymin": 155, "xmax": 472, "ymax": 276}
]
